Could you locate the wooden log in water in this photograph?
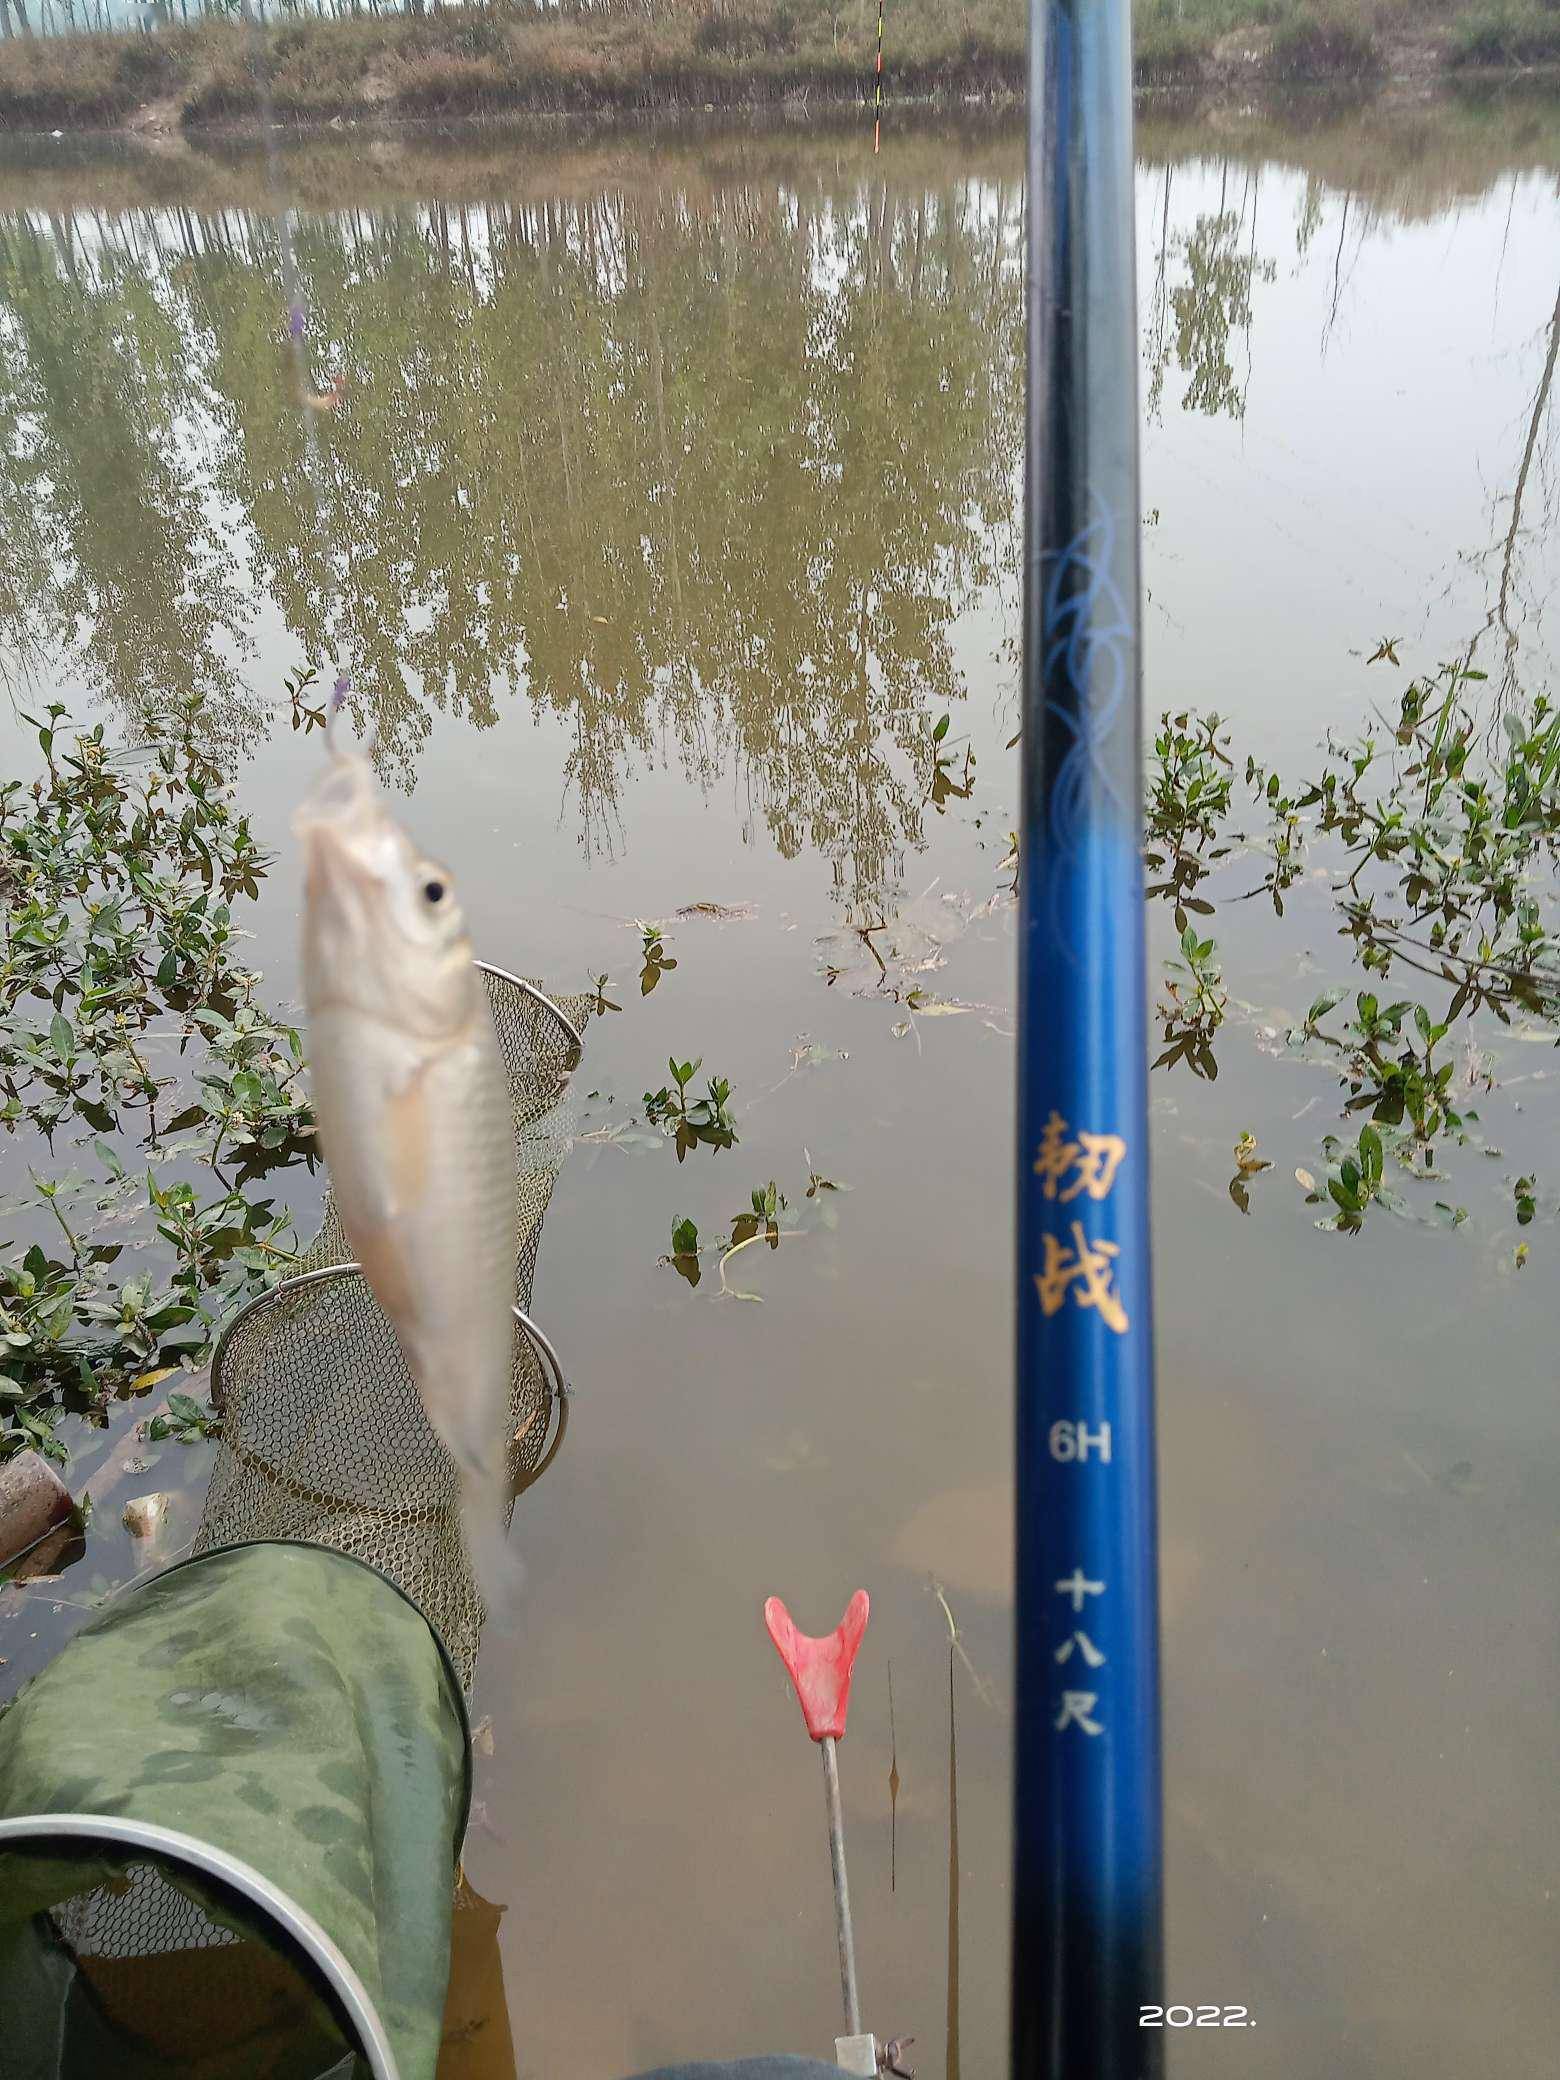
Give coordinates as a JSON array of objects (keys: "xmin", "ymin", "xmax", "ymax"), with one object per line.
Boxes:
[{"xmin": 0, "ymin": 1449, "xmax": 76, "ymax": 1570}]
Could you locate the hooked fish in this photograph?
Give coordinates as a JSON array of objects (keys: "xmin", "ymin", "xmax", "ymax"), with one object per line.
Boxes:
[{"xmin": 295, "ymin": 745, "xmax": 522, "ymax": 1618}]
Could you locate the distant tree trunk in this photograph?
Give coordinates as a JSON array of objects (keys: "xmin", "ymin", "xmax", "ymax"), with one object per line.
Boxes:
[{"xmin": 0, "ymin": 0, "xmax": 14, "ymax": 40}]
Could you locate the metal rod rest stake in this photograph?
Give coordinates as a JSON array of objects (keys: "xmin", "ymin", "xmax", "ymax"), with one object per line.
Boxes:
[{"xmin": 820, "ymin": 1734, "xmax": 861, "ymax": 2038}]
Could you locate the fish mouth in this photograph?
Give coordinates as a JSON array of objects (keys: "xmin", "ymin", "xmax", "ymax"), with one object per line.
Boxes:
[
  {"xmin": 294, "ymin": 745, "xmax": 380, "ymax": 840},
  {"xmin": 295, "ymin": 749, "xmax": 396, "ymax": 926}
]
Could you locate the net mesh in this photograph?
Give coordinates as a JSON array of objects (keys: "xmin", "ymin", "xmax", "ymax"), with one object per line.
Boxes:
[
  {"xmin": 53, "ymin": 1861, "xmax": 242, "ymax": 1962},
  {"xmin": 49, "ymin": 1863, "xmax": 330, "ymax": 2069},
  {"xmin": 193, "ymin": 968, "xmax": 591, "ymax": 1689}
]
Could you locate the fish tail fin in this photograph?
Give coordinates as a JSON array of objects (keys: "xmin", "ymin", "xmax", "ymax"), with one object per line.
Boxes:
[{"xmin": 463, "ymin": 1480, "xmax": 524, "ymax": 1626}]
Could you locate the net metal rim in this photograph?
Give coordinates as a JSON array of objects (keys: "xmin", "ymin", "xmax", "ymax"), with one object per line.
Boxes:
[
  {"xmin": 473, "ymin": 960, "xmax": 584, "ymax": 1071},
  {"xmin": 211, "ymin": 1264, "xmax": 568, "ymax": 1424},
  {"xmin": 0, "ymin": 1813, "xmax": 401, "ymax": 2080}
]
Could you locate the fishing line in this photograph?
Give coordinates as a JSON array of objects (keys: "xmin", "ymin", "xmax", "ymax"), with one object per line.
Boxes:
[{"xmin": 873, "ymin": 0, "xmax": 886, "ymax": 156}]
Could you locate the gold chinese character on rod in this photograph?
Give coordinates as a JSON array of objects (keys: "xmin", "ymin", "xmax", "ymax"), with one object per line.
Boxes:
[
  {"xmin": 1033, "ymin": 1110, "xmax": 1127, "ymax": 1204},
  {"xmin": 1034, "ymin": 1222, "xmax": 1129, "ymax": 1334}
]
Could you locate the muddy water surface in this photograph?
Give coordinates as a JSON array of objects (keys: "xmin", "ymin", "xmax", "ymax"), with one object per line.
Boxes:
[{"xmin": 2, "ymin": 95, "xmax": 1559, "ymax": 2080}]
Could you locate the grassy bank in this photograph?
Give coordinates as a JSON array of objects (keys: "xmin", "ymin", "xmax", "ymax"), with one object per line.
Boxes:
[{"xmin": 0, "ymin": 0, "xmax": 1556, "ymax": 134}]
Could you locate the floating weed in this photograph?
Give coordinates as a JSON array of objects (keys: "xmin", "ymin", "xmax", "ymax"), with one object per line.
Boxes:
[
  {"xmin": 1227, "ymin": 1131, "xmax": 1272, "ymax": 1216},
  {"xmin": 642, "ymin": 1057, "xmax": 738, "ymax": 1161},
  {"xmin": 668, "ymin": 1216, "xmax": 702, "ymax": 1288},
  {"xmin": 789, "ymin": 1039, "xmax": 847, "ymax": 1073},
  {"xmin": 1298, "ymin": 1123, "xmax": 1465, "ymax": 1233},
  {"xmin": 147, "ymin": 1392, "xmax": 220, "ymax": 1445},
  {"xmin": 997, "ymin": 830, "xmax": 1020, "ymax": 895},
  {"xmin": 638, "ymin": 926, "xmax": 677, "ymax": 996},
  {"xmin": 803, "ymin": 1154, "xmax": 849, "ymax": 1229},
  {"xmin": 588, "ymin": 973, "xmax": 622, "ymax": 1015},
  {"xmin": 1288, "ymin": 990, "xmax": 1468, "ymax": 1145},
  {"xmin": 672, "ymin": 902, "xmax": 758, "ymax": 924},
  {"xmin": 1145, "ymin": 709, "xmax": 1233, "ymax": 931},
  {"xmin": 1154, "ymin": 923, "xmax": 1226, "ymax": 1079},
  {"xmin": 927, "ymin": 713, "xmax": 976, "ymax": 813},
  {"xmin": 729, "ymin": 1180, "xmax": 787, "ymax": 1252},
  {"xmin": 661, "ymin": 1166, "xmax": 845, "ymax": 1298}
]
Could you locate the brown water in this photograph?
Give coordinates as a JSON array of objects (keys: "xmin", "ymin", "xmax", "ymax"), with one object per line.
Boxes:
[{"xmin": 2, "ymin": 94, "xmax": 1560, "ymax": 2080}]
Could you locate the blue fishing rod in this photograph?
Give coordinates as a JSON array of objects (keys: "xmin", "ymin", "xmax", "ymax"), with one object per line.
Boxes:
[{"xmin": 1013, "ymin": 0, "xmax": 1163, "ymax": 2071}]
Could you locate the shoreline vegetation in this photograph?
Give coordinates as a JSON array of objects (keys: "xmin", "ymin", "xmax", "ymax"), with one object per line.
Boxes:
[{"xmin": 0, "ymin": 0, "xmax": 1557, "ymax": 136}]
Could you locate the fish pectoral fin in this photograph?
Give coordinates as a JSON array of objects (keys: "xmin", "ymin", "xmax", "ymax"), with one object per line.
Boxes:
[
  {"xmin": 350, "ymin": 1214, "xmax": 422, "ymax": 1348},
  {"xmin": 330, "ymin": 1056, "xmax": 433, "ymax": 1348},
  {"xmin": 380, "ymin": 1057, "xmax": 433, "ymax": 1224}
]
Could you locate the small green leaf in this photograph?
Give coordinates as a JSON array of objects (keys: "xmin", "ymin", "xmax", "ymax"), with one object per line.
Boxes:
[{"xmin": 1358, "ymin": 1125, "xmax": 1384, "ymax": 1185}]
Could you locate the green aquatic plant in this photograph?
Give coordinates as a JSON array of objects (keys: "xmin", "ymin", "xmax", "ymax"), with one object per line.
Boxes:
[
  {"xmin": 0, "ymin": 704, "xmax": 308, "ymax": 1465},
  {"xmin": 1144, "ymin": 658, "xmax": 1560, "ymax": 1235},
  {"xmin": 1, "ymin": 702, "xmax": 307, "ymax": 1154},
  {"xmin": 1227, "ymin": 1131, "xmax": 1272, "ymax": 1216},
  {"xmin": 0, "ymin": 1170, "xmax": 294, "ymax": 1464},
  {"xmin": 668, "ymin": 1215, "xmax": 703, "ymax": 1287},
  {"xmin": 1145, "ymin": 708, "xmax": 1233, "ymax": 932},
  {"xmin": 927, "ymin": 713, "xmax": 976, "ymax": 813},
  {"xmin": 148, "ymin": 1392, "xmax": 222, "ymax": 1445},
  {"xmin": 1298, "ymin": 666, "xmax": 1560, "ymax": 1019},
  {"xmin": 642, "ymin": 1057, "xmax": 738, "ymax": 1161},
  {"xmin": 1154, "ymin": 922, "xmax": 1226, "ymax": 1080},
  {"xmin": 729, "ymin": 1180, "xmax": 787, "ymax": 1252},
  {"xmin": 661, "ymin": 1165, "xmax": 849, "ymax": 1297},
  {"xmin": 1298, "ymin": 1124, "xmax": 1466, "ymax": 1235},
  {"xmin": 638, "ymin": 926, "xmax": 678, "ymax": 996},
  {"xmin": 1287, "ymin": 989, "xmax": 1467, "ymax": 1145}
]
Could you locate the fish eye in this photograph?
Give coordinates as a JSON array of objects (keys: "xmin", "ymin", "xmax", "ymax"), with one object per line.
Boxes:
[{"xmin": 422, "ymin": 878, "xmax": 446, "ymax": 905}]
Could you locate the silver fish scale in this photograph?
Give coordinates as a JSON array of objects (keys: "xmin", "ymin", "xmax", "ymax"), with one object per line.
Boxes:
[
  {"xmin": 193, "ymin": 970, "xmax": 589, "ymax": 1689},
  {"xmin": 405, "ymin": 977, "xmax": 519, "ymax": 1488}
]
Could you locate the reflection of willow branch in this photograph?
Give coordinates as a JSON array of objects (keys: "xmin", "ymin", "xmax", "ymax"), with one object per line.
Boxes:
[
  {"xmin": 1321, "ymin": 195, "xmax": 1351, "ymax": 360},
  {"xmin": 648, "ymin": 306, "xmax": 683, "ymax": 630},
  {"xmin": 1146, "ymin": 164, "xmax": 1173, "ymax": 422},
  {"xmin": 1494, "ymin": 282, "xmax": 1560, "ymax": 704},
  {"xmin": 1341, "ymin": 905, "xmax": 1560, "ymax": 998},
  {"xmin": 1241, "ymin": 168, "xmax": 1258, "ymax": 421},
  {"xmin": 4, "ymin": 177, "xmax": 1019, "ymax": 854},
  {"xmin": 1492, "ymin": 173, "xmax": 1520, "ymax": 331}
]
